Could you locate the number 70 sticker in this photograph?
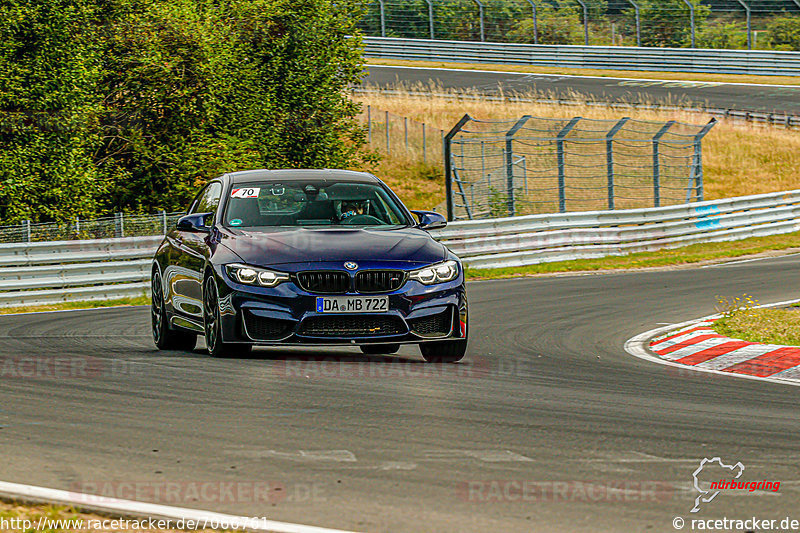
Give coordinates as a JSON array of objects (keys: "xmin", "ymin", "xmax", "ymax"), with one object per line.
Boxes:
[{"xmin": 231, "ymin": 188, "xmax": 260, "ymax": 198}]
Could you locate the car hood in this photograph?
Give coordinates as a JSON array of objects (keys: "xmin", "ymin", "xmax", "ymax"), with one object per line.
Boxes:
[{"xmin": 220, "ymin": 226, "xmax": 447, "ymax": 268}]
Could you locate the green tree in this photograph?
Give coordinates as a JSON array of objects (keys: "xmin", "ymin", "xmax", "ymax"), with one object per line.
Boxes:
[
  {"xmin": 0, "ymin": 0, "xmax": 103, "ymax": 224},
  {"xmin": 0, "ymin": 0, "xmax": 368, "ymax": 222},
  {"xmin": 765, "ymin": 14, "xmax": 800, "ymax": 51},
  {"xmin": 624, "ymin": 0, "xmax": 709, "ymax": 48}
]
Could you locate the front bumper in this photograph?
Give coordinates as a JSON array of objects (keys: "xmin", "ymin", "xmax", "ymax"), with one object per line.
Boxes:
[{"xmin": 215, "ymin": 268, "xmax": 468, "ymax": 345}]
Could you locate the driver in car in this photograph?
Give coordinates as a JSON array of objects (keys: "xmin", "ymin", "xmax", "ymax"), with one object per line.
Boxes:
[{"xmin": 340, "ymin": 200, "xmax": 367, "ymax": 219}]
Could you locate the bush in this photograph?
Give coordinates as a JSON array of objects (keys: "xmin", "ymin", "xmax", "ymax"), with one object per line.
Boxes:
[
  {"xmin": 765, "ymin": 14, "xmax": 800, "ymax": 51},
  {"xmin": 625, "ymin": 0, "xmax": 709, "ymax": 48},
  {"xmin": 509, "ymin": 5, "xmax": 584, "ymax": 45},
  {"xmin": 697, "ymin": 21, "xmax": 747, "ymax": 49}
]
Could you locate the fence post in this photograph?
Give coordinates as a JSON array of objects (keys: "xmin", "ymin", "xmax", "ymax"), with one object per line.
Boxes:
[
  {"xmin": 606, "ymin": 117, "xmax": 630, "ymax": 210},
  {"xmin": 162, "ymin": 210, "xmax": 168, "ymax": 234},
  {"xmin": 367, "ymin": 105, "xmax": 372, "ymax": 144},
  {"xmin": 690, "ymin": 119, "xmax": 718, "ymax": 202},
  {"xmin": 627, "ymin": 0, "xmax": 641, "ymax": 47},
  {"xmin": 505, "ymin": 116, "xmax": 532, "ymax": 217},
  {"xmin": 444, "ymin": 114, "xmax": 473, "ymax": 222},
  {"xmin": 25, "ymin": 219, "xmax": 31, "ymax": 243},
  {"xmin": 652, "ymin": 121, "xmax": 675, "ymax": 208},
  {"xmin": 404, "ymin": 117, "xmax": 408, "ymax": 151},
  {"xmin": 472, "ymin": 0, "xmax": 485, "ymax": 41},
  {"xmin": 378, "ymin": 0, "xmax": 386, "ymax": 37},
  {"xmin": 575, "ymin": 0, "xmax": 589, "ymax": 45},
  {"xmin": 480, "ymin": 140, "xmax": 485, "ymax": 183},
  {"xmin": 521, "ymin": 157, "xmax": 528, "ymax": 195},
  {"xmin": 385, "ymin": 110, "xmax": 390, "ymax": 154},
  {"xmin": 682, "ymin": 0, "xmax": 696, "ymax": 47},
  {"xmin": 556, "ymin": 117, "xmax": 581, "ymax": 213},
  {"xmin": 422, "ymin": 122, "xmax": 427, "ymax": 163},
  {"xmin": 737, "ymin": 0, "xmax": 752, "ymax": 49},
  {"xmin": 425, "ymin": 0, "xmax": 434, "ymax": 39},
  {"xmin": 120, "ymin": 212, "xmax": 125, "ymax": 237},
  {"xmin": 524, "ymin": 0, "xmax": 538, "ymax": 44}
]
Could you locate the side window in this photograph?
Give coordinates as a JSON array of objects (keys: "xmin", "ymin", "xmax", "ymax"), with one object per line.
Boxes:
[{"xmin": 189, "ymin": 182, "xmax": 222, "ymax": 219}]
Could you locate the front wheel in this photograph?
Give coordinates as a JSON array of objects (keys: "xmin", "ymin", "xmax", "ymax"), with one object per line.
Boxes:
[
  {"xmin": 203, "ymin": 276, "xmax": 251, "ymax": 358},
  {"xmin": 419, "ymin": 339, "xmax": 467, "ymax": 363},
  {"xmin": 152, "ymin": 270, "xmax": 196, "ymax": 351}
]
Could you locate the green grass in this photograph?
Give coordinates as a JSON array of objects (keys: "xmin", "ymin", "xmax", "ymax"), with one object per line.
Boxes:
[
  {"xmin": 464, "ymin": 231, "xmax": 800, "ymax": 280},
  {"xmin": 714, "ymin": 308, "xmax": 800, "ymax": 346},
  {"xmin": 0, "ymin": 296, "xmax": 149, "ymax": 315}
]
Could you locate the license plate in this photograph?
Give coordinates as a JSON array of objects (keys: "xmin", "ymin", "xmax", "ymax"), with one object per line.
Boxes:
[{"xmin": 316, "ymin": 296, "xmax": 389, "ymax": 313}]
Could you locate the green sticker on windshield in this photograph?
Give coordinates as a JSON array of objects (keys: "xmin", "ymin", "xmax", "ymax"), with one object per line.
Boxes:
[{"xmin": 230, "ymin": 219, "xmax": 242, "ymax": 226}]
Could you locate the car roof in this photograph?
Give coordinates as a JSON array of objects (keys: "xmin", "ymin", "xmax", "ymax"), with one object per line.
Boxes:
[{"xmin": 227, "ymin": 169, "xmax": 380, "ymax": 185}]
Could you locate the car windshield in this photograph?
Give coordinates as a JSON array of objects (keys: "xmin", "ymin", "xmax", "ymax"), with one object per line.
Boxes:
[{"xmin": 224, "ymin": 180, "xmax": 410, "ymax": 228}]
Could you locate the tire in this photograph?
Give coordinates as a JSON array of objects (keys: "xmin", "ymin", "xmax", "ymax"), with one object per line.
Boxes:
[
  {"xmin": 203, "ymin": 276, "xmax": 251, "ymax": 358},
  {"xmin": 152, "ymin": 270, "xmax": 196, "ymax": 351},
  {"xmin": 360, "ymin": 343, "xmax": 400, "ymax": 355},
  {"xmin": 419, "ymin": 339, "xmax": 467, "ymax": 363}
]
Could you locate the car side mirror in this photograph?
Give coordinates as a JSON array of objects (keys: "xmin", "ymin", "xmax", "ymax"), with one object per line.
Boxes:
[
  {"xmin": 176, "ymin": 212, "xmax": 212, "ymax": 233},
  {"xmin": 411, "ymin": 210, "xmax": 447, "ymax": 231}
]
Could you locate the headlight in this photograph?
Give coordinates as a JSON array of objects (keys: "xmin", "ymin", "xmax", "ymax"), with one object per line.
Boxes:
[
  {"xmin": 409, "ymin": 260, "xmax": 459, "ymax": 285},
  {"xmin": 226, "ymin": 264, "xmax": 289, "ymax": 288}
]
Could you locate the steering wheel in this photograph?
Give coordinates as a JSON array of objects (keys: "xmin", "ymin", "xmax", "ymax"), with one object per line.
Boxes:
[{"xmin": 341, "ymin": 214, "xmax": 383, "ymax": 225}]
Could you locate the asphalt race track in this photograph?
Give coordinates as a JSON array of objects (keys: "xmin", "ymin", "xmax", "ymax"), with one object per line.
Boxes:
[
  {"xmin": 363, "ymin": 65, "xmax": 800, "ymax": 116},
  {"xmin": 1, "ymin": 256, "xmax": 800, "ymax": 532}
]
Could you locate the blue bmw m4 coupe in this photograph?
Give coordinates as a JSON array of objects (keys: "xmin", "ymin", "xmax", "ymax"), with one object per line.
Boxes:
[{"xmin": 151, "ymin": 169, "xmax": 468, "ymax": 362}]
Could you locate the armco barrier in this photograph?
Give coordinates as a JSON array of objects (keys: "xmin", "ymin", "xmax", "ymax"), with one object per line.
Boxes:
[
  {"xmin": 363, "ymin": 37, "xmax": 800, "ymax": 76},
  {"xmin": 431, "ymin": 190, "xmax": 800, "ymax": 268},
  {"xmin": 1, "ymin": 190, "xmax": 799, "ymax": 306}
]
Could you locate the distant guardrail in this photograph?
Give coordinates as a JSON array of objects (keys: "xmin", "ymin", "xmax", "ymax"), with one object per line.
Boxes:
[
  {"xmin": 363, "ymin": 37, "xmax": 800, "ymax": 76},
  {"xmin": 1, "ymin": 190, "xmax": 799, "ymax": 306}
]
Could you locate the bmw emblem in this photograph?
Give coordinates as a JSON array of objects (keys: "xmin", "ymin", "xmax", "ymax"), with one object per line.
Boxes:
[{"xmin": 344, "ymin": 261, "xmax": 358, "ymax": 271}]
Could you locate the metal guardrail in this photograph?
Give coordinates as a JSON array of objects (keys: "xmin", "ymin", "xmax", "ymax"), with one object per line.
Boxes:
[
  {"xmin": 0, "ymin": 189, "xmax": 798, "ymax": 306},
  {"xmin": 0, "ymin": 236, "xmax": 161, "ymax": 307},
  {"xmin": 431, "ymin": 190, "xmax": 800, "ymax": 268},
  {"xmin": 363, "ymin": 37, "xmax": 800, "ymax": 76}
]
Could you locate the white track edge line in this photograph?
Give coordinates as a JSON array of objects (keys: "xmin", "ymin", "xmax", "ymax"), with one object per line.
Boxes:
[
  {"xmin": 623, "ymin": 298, "xmax": 800, "ymax": 388},
  {"xmin": 0, "ymin": 480, "xmax": 359, "ymax": 533}
]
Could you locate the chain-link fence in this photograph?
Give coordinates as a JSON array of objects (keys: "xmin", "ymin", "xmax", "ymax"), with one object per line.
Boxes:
[
  {"xmin": 444, "ymin": 114, "xmax": 716, "ymax": 219},
  {"xmin": 0, "ymin": 212, "xmax": 185, "ymax": 243},
  {"xmin": 357, "ymin": 0, "xmax": 800, "ymax": 50},
  {"xmin": 357, "ymin": 104, "xmax": 446, "ymax": 165}
]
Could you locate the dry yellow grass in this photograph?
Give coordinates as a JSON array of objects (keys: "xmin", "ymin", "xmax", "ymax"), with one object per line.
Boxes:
[
  {"xmin": 0, "ymin": 501, "xmax": 234, "ymax": 532},
  {"xmin": 353, "ymin": 86, "xmax": 800, "ymax": 203}
]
